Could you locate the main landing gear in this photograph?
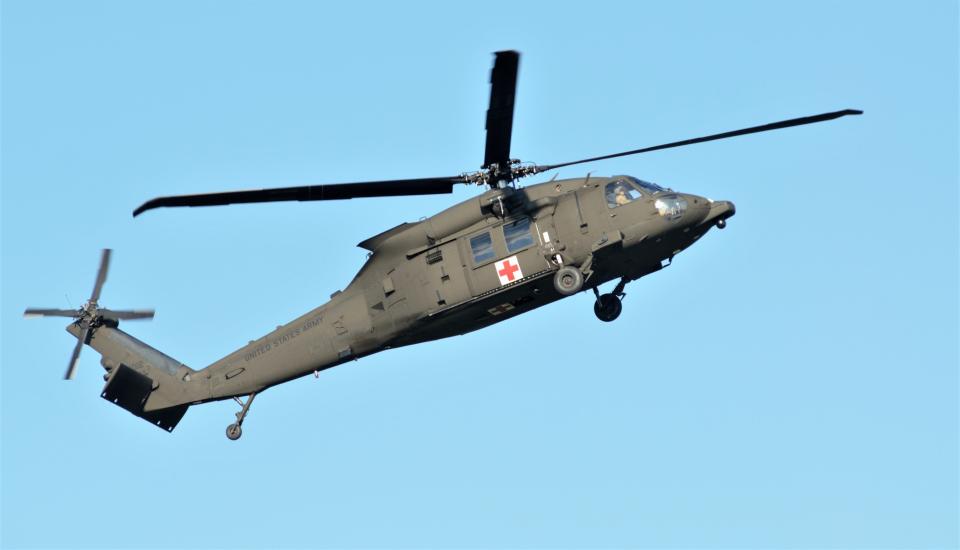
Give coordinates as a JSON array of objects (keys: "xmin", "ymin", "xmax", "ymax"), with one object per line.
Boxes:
[
  {"xmin": 593, "ymin": 278, "xmax": 628, "ymax": 322},
  {"xmin": 226, "ymin": 392, "xmax": 257, "ymax": 441},
  {"xmin": 553, "ymin": 266, "xmax": 584, "ymax": 296}
]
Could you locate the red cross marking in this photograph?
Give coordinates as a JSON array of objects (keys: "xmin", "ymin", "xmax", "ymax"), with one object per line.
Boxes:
[{"xmin": 498, "ymin": 259, "xmax": 520, "ymax": 281}]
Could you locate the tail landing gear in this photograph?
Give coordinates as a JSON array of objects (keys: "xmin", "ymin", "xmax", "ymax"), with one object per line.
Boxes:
[
  {"xmin": 593, "ymin": 278, "xmax": 627, "ymax": 322},
  {"xmin": 226, "ymin": 392, "xmax": 257, "ymax": 441},
  {"xmin": 226, "ymin": 423, "xmax": 242, "ymax": 440}
]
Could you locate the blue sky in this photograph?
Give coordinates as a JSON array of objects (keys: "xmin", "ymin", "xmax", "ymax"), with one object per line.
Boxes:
[{"xmin": 2, "ymin": 1, "xmax": 957, "ymax": 548}]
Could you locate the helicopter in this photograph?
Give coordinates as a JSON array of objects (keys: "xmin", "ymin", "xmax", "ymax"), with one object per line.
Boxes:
[{"xmin": 25, "ymin": 51, "xmax": 861, "ymax": 440}]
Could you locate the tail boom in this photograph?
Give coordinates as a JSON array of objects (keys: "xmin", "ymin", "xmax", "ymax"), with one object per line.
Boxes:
[{"xmin": 67, "ymin": 324, "xmax": 201, "ymax": 431}]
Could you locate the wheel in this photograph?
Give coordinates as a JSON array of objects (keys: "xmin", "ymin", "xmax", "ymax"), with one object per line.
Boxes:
[
  {"xmin": 226, "ymin": 423, "xmax": 242, "ymax": 440},
  {"xmin": 553, "ymin": 266, "xmax": 584, "ymax": 296},
  {"xmin": 716, "ymin": 218, "xmax": 726, "ymax": 229},
  {"xmin": 594, "ymin": 293, "xmax": 622, "ymax": 322}
]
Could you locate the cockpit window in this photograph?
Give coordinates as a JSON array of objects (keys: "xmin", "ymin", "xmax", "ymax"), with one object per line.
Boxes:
[
  {"xmin": 605, "ymin": 180, "xmax": 643, "ymax": 208},
  {"xmin": 624, "ymin": 176, "xmax": 664, "ymax": 194},
  {"xmin": 655, "ymin": 195, "xmax": 689, "ymax": 220}
]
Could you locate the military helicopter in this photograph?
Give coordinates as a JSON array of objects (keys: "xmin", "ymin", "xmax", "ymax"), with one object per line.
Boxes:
[{"xmin": 25, "ymin": 51, "xmax": 861, "ymax": 439}]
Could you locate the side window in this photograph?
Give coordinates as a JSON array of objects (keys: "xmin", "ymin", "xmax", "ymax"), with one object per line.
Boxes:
[
  {"xmin": 605, "ymin": 180, "xmax": 643, "ymax": 208},
  {"xmin": 503, "ymin": 217, "xmax": 534, "ymax": 253},
  {"xmin": 470, "ymin": 232, "xmax": 495, "ymax": 264}
]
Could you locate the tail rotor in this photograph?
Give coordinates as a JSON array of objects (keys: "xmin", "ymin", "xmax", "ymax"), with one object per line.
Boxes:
[{"xmin": 24, "ymin": 249, "xmax": 155, "ymax": 380}]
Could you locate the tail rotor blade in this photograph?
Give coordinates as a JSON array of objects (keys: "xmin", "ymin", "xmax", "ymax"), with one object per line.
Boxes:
[
  {"xmin": 64, "ymin": 327, "xmax": 89, "ymax": 380},
  {"xmin": 24, "ymin": 308, "xmax": 78, "ymax": 318},
  {"xmin": 90, "ymin": 249, "xmax": 112, "ymax": 302},
  {"xmin": 100, "ymin": 309, "xmax": 155, "ymax": 320}
]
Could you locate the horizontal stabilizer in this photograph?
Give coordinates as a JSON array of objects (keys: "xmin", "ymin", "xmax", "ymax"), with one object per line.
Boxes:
[{"xmin": 101, "ymin": 364, "xmax": 188, "ymax": 432}]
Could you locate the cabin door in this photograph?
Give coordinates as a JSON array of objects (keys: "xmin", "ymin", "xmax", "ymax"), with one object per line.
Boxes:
[{"xmin": 460, "ymin": 215, "xmax": 551, "ymax": 298}]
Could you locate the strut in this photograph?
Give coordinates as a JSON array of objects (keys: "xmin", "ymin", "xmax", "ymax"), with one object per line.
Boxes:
[{"xmin": 226, "ymin": 392, "xmax": 257, "ymax": 441}]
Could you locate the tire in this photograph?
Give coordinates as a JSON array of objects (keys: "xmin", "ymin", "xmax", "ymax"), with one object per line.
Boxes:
[
  {"xmin": 226, "ymin": 423, "xmax": 242, "ymax": 440},
  {"xmin": 593, "ymin": 293, "xmax": 622, "ymax": 322},
  {"xmin": 553, "ymin": 266, "xmax": 584, "ymax": 296}
]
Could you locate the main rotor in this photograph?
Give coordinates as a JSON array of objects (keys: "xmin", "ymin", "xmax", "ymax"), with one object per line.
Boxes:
[{"xmin": 132, "ymin": 51, "xmax": 861, "ymax": 217}]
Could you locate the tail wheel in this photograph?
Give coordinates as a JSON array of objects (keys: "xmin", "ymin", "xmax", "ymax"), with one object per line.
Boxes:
[
  {"xmin": 226, "ymin": 423, "xmax": 242, "ymax": 440},
  {"xmin": 553, "ymin": 266, "xmax": 584, "ymax": 296}
]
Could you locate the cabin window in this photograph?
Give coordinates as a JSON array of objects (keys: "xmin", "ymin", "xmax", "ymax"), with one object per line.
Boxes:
[
  {"xmin": 470, "ymin": 232, "xmax": 495, "ymax": 264},
  {"xmin": 503, "ymin": 217, "xmax": 535, "ymax": 253},
  {"xmin": 605, "ymin": 180, "xmax": 643, "ymax": 208}
]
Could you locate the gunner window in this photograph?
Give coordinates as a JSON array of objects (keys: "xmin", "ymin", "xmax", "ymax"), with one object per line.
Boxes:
[
  {"xmin": 470, "ymin": 232, "xmax": 495, "ymax": 264},
  {"xmin": 503, "ymin": 217, "xmax": 534, "ymax": 253}
]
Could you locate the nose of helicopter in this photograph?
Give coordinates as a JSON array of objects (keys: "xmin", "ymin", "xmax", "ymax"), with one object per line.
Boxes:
[
  {"xmin": 681, "ymin": 194, "xmax": 712, "ymax": 223},
  {"xmin": 656, "ymin": 194, "xmax": 735, "ymax": 256},
  {"xmin": 670, "ymin": 193, "xmax": 735, "ymax": 228},
  {"xmin": 700, "ymin": 197, "xmax": 736, "ymax": 228}
]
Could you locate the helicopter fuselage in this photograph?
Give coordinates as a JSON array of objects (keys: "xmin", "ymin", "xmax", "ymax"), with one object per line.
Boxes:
[{"xmin": 189, "ymin": 175, "xmax": 735, "ymax": 403}]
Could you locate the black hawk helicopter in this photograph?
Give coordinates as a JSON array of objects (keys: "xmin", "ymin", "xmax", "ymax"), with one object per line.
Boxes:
[{"xmin": 26, "ymin": 51, "xmax": 861, "ymax": 439}]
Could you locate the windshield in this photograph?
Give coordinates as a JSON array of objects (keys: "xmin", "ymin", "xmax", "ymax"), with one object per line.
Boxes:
[{"xmin": 623, "ymin": 176, "xmax": 664, "ymax": 194}]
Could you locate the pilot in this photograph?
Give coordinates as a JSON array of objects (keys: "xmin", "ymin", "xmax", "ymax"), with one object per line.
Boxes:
[{"xmin": 614, "ymin": 184, "xmax": 632, "ymax": 206}]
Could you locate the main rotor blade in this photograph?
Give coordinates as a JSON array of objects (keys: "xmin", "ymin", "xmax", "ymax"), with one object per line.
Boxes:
[
  {"xmin": 133, "ymin": 177, "xmax": 464, "ymax": 217},
  {"xmin": 99, "ymin": 309, "xmax": 155, "ymax": 320},
  {"xmin": 536, "ymin": 109, "xmax": 864, "ymax": 173},
  {"xmin": 90, "ymin": 249, "xmax": 112, "ymax": 302},
  {"xmin": 24, "ymin": 308, "xmax": 78, "ymax": 318},
  {"xmin": 483, "ymin": 50, "xmax": 520, "ymax": 173},
  {"xmin": 64, "ymin": 327, "xmax": 89, "ymax": 380}
]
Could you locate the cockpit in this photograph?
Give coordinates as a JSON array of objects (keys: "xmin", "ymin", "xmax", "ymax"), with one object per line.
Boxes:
[
  {"xmin": 604, "ymin": 176, "xmax": 665, "ymax": 209},
  {"xmin": 604, "ymin": 176, "xmax": 690, "ymax": 220}
]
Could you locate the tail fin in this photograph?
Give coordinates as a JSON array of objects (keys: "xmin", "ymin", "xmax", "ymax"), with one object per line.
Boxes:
[{"xmin": 68, "ymin": 324, "xmax": 199, "ymax": 432}]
